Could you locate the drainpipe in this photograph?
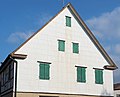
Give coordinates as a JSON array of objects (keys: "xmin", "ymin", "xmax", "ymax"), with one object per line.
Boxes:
[{"xmin": 9, "ymin": 56, "xmax": 18, "ymax": 97}]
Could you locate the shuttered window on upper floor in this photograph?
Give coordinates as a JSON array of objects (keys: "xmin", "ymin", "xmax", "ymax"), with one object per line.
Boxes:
[
  {"xmin": 58, "ymin": 40, "xmax": 65, "ymax": 52},
  {"xmin": 39, "ymin": 62, "xmax": 50, "ymax": 80},
  {"xmin": 73, "ymin": 42, "xmax": 79, "ymax": 54},
  {"xmin": 66, "ymin": 16, "xmax": 71, "ymax": 27},
  {"xmin": 77, "ymin": 66, "xmax": 86, "ymax": 83},
  {"xmin": 95, "ymin": 69, "xmax": 103, "ymax": 84}
]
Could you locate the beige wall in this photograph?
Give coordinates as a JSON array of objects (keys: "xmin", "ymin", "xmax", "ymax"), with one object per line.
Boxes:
[{"xmin": 16, "ymin": 92, "xmax": 113, "ymax": 97}]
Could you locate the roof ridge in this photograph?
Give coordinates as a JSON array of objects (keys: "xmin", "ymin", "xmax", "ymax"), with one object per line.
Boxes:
[
  {"xmin": 10, "ymin": 2, "xmax": 117, "ymax": 69},
  {"xmin": 11, "ymin": 3, "xmax": 70, "ymax": 54}
]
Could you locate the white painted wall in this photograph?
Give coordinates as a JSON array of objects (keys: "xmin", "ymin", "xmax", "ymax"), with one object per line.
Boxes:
[{"xmin": 14, "ymin": 7, "xmax": 114, "ymax": 96}]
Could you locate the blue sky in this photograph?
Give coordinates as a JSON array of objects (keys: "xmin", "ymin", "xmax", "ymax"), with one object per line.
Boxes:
[{"xmin": 0, "ymin": 0, "xmax": 120, "ymax": 83}]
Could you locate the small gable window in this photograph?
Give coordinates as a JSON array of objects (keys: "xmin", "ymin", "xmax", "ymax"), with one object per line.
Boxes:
[
  {"xmin": 73, "ymin": 42, "xmax": 79, "ymax": 54},
  {"xmin": 66, "ymin": 16, "xmax": 71, "ymax": 27},
  {"xmin": 94, "ymin": 69, "xmax": 103, "ymax": 84},
  {"xmin": 58, "ymin": 40, "xmax": 65, "ymax": 52},
  {"xmin": 77, "ymin": 66, "xmax": 86, "ymax": 83},
  {"xmin": 39, "ymin": 62, "xmax": 50, "ymax": 80}
]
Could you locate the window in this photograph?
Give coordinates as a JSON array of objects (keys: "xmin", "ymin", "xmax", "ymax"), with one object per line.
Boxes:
[
  {"xmin": 58, "ymin": 40, "xmax": 65, "ymax": 52},
  {"xmin": 4, "ymin": 68, "xmax": 9, "ymax": 83},
  {"xmin": 73, "ymin": 43, "xmax": 79, "ymax": 54},
  {"xmin": 77, "ymin": 67, "xmax": 86, "ymax": 83},
  {"xmin": 95, "ymin": 69, "xmax": 103, "ymax": 84},
  {"xmin": 1, "ymin": 73, "xmax": 4, "ymax": 86},
  {"xmin": 39, "ymin": 62, "xmax": 50, "ymax": 80},
  {"xmin": 66, "ymin": 16, "xmax": 71, "ymax": 27},
  {"xmin": 9, "ymin": 63, "xmax": 14, "ymax": 80},
  {"xmin": 0, "ymin": 63, "xmax": 14, "ymax": 87}
]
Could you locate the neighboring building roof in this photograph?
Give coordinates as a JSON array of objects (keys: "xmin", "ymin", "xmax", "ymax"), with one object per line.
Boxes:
[
  {"xmin": 1, "ymin": 3, "xmax": 117, "ymax": 70},
  {"xmin": 114, "ymin": 83, "xmax": 120, "ymax": 90},
  {"xmin": 0, "ymin": 54, "xmax": 27, "ymax": 73}
]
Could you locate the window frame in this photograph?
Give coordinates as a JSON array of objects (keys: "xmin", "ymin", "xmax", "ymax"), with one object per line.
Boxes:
[
  {"xmin": 94, "ymin": 68, "xmax": 103, "ymax": 84},
  {"xmin": 76, "ymin": 66, "xmax": 87, "ymax": 83},
  {"xmin": 72, "ymin": 42, "xmax": 79, "ymax": 54},
  {"xmin": 8, "ymin": 63, "xmax": 14, "ymax": 80},
  {"xmin": 58, "ymin": 40, "xmax": 65, "ymax": 52},
  {"xmin": 66, "ymin": 16, "xmax": 71, "ymax": 27},
  {"xmin": 38, "ymin": 61, "xmax": 51, "ymax": 80}
]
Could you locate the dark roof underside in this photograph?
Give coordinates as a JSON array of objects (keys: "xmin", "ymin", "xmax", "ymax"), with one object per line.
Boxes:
[{"xmin": 114, "ymin": 83, "xmax": 120, "ymax": 90}]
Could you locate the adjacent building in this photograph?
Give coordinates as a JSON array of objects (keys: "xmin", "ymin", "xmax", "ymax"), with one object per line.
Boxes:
[
  {"xmin": 0, "ymin": 3, "xmax": 117, "ymax": 97},
  {"xmin": 114, "ymin": 83, "xmax": 120, "ymax": 97}
]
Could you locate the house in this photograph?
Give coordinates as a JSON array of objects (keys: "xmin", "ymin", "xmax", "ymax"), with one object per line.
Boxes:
[
  {"xmin": 114, "ymin": 83, "xmax": 120, "ymax": 97},
  {"xmin": 0, "ymin": 3, "xmax": 117, "ymax": 97}
]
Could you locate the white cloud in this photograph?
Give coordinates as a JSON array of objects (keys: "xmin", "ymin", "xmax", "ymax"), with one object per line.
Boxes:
[
  {"xmin": 104, "ymin": 45, "xmax": 120, "ymax": 83},
  {"xmin": 7, "ymin": 32, "xmax": 33, "ymax": 43},
  {"xmin": 7, "ymin": 13, "xmax": 52, "ymax": 44},
  {"xmin": 86, "ymin": 7, "xmax": 120, "ymax": 83},
  {"xmin": 86, "ymin": 7, "xmax": 120, "ymax": 39}
]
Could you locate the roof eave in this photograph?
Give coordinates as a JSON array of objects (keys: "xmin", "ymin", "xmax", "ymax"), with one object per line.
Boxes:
[
  {"xmin": 0, "ymin": 53, "xmax": 27, "ymax": 73},
  {"xmin": 10, "ymin": 53, "xmax": 27, "ymax": 59},
  {"xmin": 104, "ymin": 65, "xmax": 118, "ymax": 70}
]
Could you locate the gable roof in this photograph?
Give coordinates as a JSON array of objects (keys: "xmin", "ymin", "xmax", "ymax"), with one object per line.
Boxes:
[{"xmin": 5, "ymin": 3, "xmax": 117, "ymax": 70}]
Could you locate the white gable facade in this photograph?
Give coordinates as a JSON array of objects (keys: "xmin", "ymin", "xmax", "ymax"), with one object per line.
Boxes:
[{"xmin": 0, "ymin": 3, "xmax": 117, "ymax": 97}]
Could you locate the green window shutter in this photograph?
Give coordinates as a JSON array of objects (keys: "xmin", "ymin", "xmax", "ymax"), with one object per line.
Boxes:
[
  {"xmin": 100, "ymin": 70, "xmax": 103, "ymax": 84},
  {"xmin": 77, "ymin": 67, "xmax": 86, "ymax": 83},
  {"xmin": 39, "ymin": 62, "xmax": 50, "ymax": 80},
  {"xmin": 45, "ymin": 64, "xmax": 50, "ymax": 80},
  {"xmin": 77, "ymin": 67, "xmax": 81, "ymax": 82},
  {"xmin": 73, "ymin": 43, "xmax": 79, "ymax": 53},
  {"xmin": 66, "ymin": 16, "xmax": 71, "ymax": 27},
  {"xmin": 82, "ymin": 68, "xmax": 86, "ymax": 82},
  {"xmin": 39, "ymin": 63, "xmax": 45, "ymax": 79},
  {"xmin": 95, "ymin": 69, "xmax": 103, "ymax": 84},
  {"xmin": 95, "ymin": 69, "xmax": 99, "ymax": 84},
  {"xmin": 58, "ymin": 40, "xmax": 65, "ymax": 51}
]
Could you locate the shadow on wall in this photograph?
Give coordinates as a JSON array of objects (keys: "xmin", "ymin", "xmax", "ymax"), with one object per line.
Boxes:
[{"xmin": 100, "ymin": 88, "xmax": 112, "ymax": 97}]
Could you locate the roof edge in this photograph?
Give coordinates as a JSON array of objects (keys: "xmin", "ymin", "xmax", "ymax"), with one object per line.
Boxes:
[
  {"xmin": 10, "ymin": 53, "xmax": 27, "ymax": 59},
  {"xmin": 0, "ymin": 53, "xmax": 27, "ymax": 72},
  {"xmin": 67, "ymin": 3, "xmax": 117, "ymax": 69},
  {"xmin": 11, "ymin": 3, "xmax": 70, "ymax": 54},
  {"xmin": 8, "ymin": 3, "xmax": 117, "ymax": 69},
  {"xmin": 104, "ymin": 65, "xmax": 118, "ymax": 70}
]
